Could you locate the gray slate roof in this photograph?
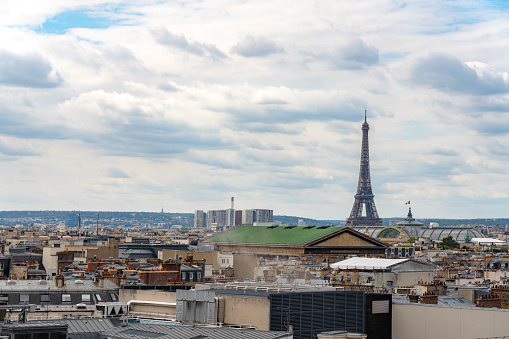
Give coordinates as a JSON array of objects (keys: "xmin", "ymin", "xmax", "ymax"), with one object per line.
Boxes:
[
  {"xmin": 57, "ymin": 318, "xmax": 115, "ymax": 333},
  {"xmin": 0, "ymin": 279, "xmax": 118, "ymax": 292},
  {"xmin": 0, "ymin": 319, "xmax": 114, "ymax": 333},
  {"xmin": 100, "ymin": 323, "xmax": 291, "ymax": 339},
  {"xmin": 392, "ymin": 294, "xmax": 477, "ymax": 309}
]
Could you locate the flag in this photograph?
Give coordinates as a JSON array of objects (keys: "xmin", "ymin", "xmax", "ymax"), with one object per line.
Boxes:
[{"xmin": 405, "ymin": 201, "xmax": 410, "ymax": 205}]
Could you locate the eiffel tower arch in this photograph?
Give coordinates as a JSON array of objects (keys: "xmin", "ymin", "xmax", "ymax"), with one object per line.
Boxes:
[{"xmin": 345, "ymin": 111, "xmax": 383, "ymax": 226}]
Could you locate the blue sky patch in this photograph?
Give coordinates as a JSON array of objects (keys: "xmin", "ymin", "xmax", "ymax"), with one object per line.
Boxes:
[
  {"xmin": 380, "ymin": 52, "xmax": 408, "ymax": 63},
  {"xmin": 483, "ymin": 0, "xmax": 509, "ymax": 10},
  {"xmin": 35, "ymin": 8, "xmax": 118, "ymax": 34}
]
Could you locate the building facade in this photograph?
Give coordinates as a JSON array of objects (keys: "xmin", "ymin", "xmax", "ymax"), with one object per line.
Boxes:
[{"xmin": 193, "ymin": 210, "xmax": 206, "ymax": 228}]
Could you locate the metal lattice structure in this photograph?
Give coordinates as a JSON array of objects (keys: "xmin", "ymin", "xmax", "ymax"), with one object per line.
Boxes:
[
  {"xmin": 269, "ymin": 291, "xmax": 365, "ymax": 339},
  {"xmin": 346, "ymin": 112, "xmax": 383, "ymax": 226}
]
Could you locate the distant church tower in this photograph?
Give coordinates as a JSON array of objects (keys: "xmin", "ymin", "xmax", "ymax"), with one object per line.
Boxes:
[{"xmin": 345, "ymin": 111, "xmax": 383, "ymax": 226}]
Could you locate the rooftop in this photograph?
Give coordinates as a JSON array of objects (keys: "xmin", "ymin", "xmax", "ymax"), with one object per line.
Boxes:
[
  {"xmin": 3, "ymin": 318, "xmax": 115, "ymax": 333},
  {"xmin": 392, "ymin": 294, "xmax": 481, "ymax": 309},
  {"xmin": 0, "ymin": 279, "xmax": 118, "ymax": 292},
  {"xmin": 100, "ymin": 323, "xmax": 292, "ymax": 339},
  {"xmin": 207, "ymin": 225, "xmax": 340, "ymax": 245},
  {"xmin": 330, "ymin": 257, "xmax": 409, "ymax": 270}
]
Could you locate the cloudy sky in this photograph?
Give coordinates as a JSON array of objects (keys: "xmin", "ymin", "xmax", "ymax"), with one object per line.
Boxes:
[{"xmin": 1, "ymin": 1, "xmax": 508, "ymax": 220}]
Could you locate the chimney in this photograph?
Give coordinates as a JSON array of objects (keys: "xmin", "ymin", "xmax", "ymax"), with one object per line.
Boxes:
[
  {"xmin": 231, "ymin": 197, "xmax": 234, "ymax": 210},
  {"xmin": 94, "ymin": 276, "xmax": 104, "ymax": 288},
  {"xmin": 408, "ymin": 294, "xmax": 420, "ymax": 303},
  {"xmin": 343, "ymin": 270, "xmax": 349, "ymax": 281},
  {"xmin": 420, "ymin": 292, "xmax": 438, "ymax": 305},
  {"xmin": 55, "ymin": 275, "xmax": 65, "ymax": 288},
  {"xmin": 352, "ymin": 270, "xmax": 359, "ymax": 283},
  {"xmin": 476, "ymin": 295, "xmax": 502, "ymax": 308}
]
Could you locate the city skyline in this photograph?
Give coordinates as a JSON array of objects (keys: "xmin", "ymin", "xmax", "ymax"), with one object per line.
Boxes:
[{"xmin": 1, "ymin": 1, "xmax": 508, "ymax": 220}]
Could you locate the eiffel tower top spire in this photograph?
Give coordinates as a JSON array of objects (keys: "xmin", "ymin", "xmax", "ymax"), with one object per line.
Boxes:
[{"xmin": 345, "ymin": 111, "xmax": 382, "ymax": 226}]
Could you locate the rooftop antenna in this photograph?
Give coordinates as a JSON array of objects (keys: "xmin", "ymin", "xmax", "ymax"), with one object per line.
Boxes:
[
  {"xmin": 96, "ymin": 214, "xmax": 99, "ymax": 236},
  {"xmin": 364, "ymin": 109, "xmax": 367, "ymax": 122},
  {"xmin": 77, "ymin": 213, "xmax": 80, "ymax": 239}
]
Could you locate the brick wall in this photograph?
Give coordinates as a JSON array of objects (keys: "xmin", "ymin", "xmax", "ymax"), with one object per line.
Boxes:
[
  {"xmin": 490, "ymin": 286, "xmax": 509, "ymax": 309},
  {"xmin": 139, "ymin": 271, "xmax": 178, "ymax": 285},
  {"xmin": 420, "ymin": 293, "xmax": 438, "ymax": 305},
  {"xmin": 408, "ymin": 294, "xmax": 419, "ymax": 303},
  {"xmin": 476, "ymin": 296, "xmax": 502, "ymax": 308},
  {"xmin": 162, "ymin": 262, "xmax": 180, "ymax": 272},
  {"xmin": 57, "ymin": 251, "xmax": 74, "ymax": 274},
  {"xmin": 146, "ymin": 258, "xmax": 162, "ymax": 267}
]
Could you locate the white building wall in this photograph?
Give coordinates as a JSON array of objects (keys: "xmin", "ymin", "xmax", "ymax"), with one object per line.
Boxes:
[
  {"xmin": 485, "ymin": 270, "xmax": 509, "ymax": 282},
  {"xmin": 42, "ymin": 244, "xmax": 66, "ymax": 277},
  {"xmin": 217, "ymin": 252, "xmax": 234, "ymax": 268},
  {"xmin": 373, "ymin": 271, "xmax": 434, "ymax": 288},
  {"xmin": 393, "ymin": 303, "xmax": 509, "ymax": 339}
]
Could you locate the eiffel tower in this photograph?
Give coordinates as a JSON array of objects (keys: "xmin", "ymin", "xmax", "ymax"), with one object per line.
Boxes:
[{"xmin": 345, "ymin": 111, "xmax": 383, "ymax": 226}]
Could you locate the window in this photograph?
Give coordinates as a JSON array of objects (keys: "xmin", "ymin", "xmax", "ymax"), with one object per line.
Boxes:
[
  {"xmin": 0, "ymin": 294, "xmax": 8, "ymax": 302},
  {"xmin": 110, "ymin": 293, "xmax": 117, "ymax": 301},
  {"xmin": 82, "ymin": 294, "xmax": 91, "ymax": 302},
  {"xmin": 189, "ymin": 273, "xmax": 194, "ymax": 280},
  {"xmin": 41, "ymin": 294, "xmax": 50, "ymax": 302},
  {"xmin": 95, "ymin": 294, "xmax": 102, "ymax": 302},
  {"xmin": 181, "ymin": 272, "xmax": 186, "ymax": 281},
  {"xmin": 20, "ymin": 294, "xmax": 29, "ymax": 303},
  {"xmin": 372, "ymin": 300, "xmax": 390, "ymax": 314},
  {"xmin": 62, "ymin": 294, "xmax": 71, "ymax": 302},
  {"xmin": 197, "ymin": 272, "xmax": 202, "ymax": 280}
]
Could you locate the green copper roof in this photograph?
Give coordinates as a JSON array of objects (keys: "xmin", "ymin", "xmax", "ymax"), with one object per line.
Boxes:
[{"xmin": 207, "ymin": 226, "xmax": 341, "ymax": 245}]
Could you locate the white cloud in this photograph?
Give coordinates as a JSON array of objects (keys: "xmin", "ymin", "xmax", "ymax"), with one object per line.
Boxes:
[
  {"xmin": 152, "ymin": 26, "xmax": 227, "ymax": 61},
  {"xmin": 0, "ymin": 136, "xmax": 41, "ymax": 157},
  {"xmin": 330, "ymin": 38, "xmax": 379, "ymax": 70},
  {"xmin": 406, "ymin": 52, "xmax": 509, "ymax": 95},
  {"xmin": 0, "ymin": 0, "xmax": 508, "ymax": 219},
  {"xmin": 232, "ymin": 35, "xmax": 284, "ymax": 57},
  {"xmin": 0, "ymin": 50, "xmax": 62, "ymax": 87}
]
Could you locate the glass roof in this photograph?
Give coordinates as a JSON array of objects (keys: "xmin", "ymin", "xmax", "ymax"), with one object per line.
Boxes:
[{"xmin": 351, "ymin": 226, "xmax": 484, "ymax": 242}]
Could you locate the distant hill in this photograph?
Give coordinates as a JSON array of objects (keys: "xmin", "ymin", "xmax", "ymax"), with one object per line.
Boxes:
[
  {"xmin": 0, "ymin": 210, "xmax": 341, "ymax": 227},
  {"xmin": 0, "ymin": 211, "xmax": 507, "ymax": 227},
  {"xmin": 273, "ymin": 215, "xmax": 342, "ymax": 226},
  {"xmin": 0, "ymin": 210, "xmax": 195, "ymax": 227}
]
